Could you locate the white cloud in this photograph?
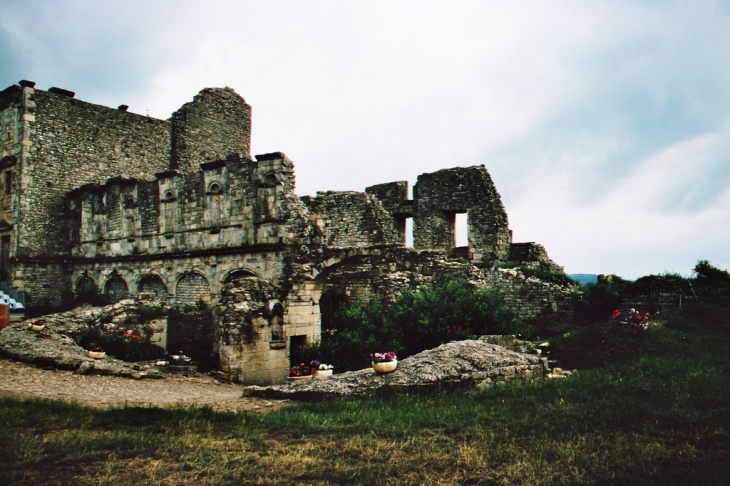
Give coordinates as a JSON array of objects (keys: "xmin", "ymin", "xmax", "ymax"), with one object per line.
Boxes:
[{"xmin": 2, "ymin": 0, "xmax": 730, "ymax": 278}]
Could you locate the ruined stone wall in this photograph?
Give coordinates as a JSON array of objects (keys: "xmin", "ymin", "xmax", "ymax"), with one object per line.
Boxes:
[
  {"xmin": 618, "ymin": 277, "xmax": 690, "ymax": 315},
  {"xmin": 19, "ymin": 88, "xmax": 171, "ymax": 256},
  {"xmin": 302, "ymin": 191, "xmax": 402, "ymax": 249},
  {"xmin": 68, "ymin": 153, "xmax": 313, "ymax": 275},
  {"xmin": 365, "ymin": 181, "xmax": 413, "ymax": 245},
  {"xmin": 490, "ymin": 268, "xmax": 579, "ymax": 321},
  {"xmin": 70, "ymin": 248, "xmax": 289, "ymax": 308},
  {"xmin": 253, "ymin": 153, "xmax": 311, "ymax": 246},
  {"xmin": 0, "ymin": 83, "xmax": 260, "ymax": 307},
  {"xmin": 1, "ymin": 80, "xmax": 576, "ymax": 384},
  {"xmin": 508, "ymin": 242, "xmax": 564, "ymax": 273},
  {"xmin": 1, "ymin": 85, "xmax": 31, "ymax": 283},
  {"xmin": 171, "ymin": 88, "xmax": 252, "ymax": 174},
  {"xmin": 315, "ymin": 247, "xmax": 578, "ymax": 324},
  {"xmin": 65, "ymin": 152, "xmax": 314, "ymax": 311},
  {"xmin": 412, "ymin": 166, "xmax": 511, "ymax": 262}
]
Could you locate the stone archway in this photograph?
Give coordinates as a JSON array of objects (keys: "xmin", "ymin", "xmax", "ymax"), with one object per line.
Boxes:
[
  {"xmin": 76, "ymin": 275, "xmax": 97, "ymax": 295},
  {"xmin": 104, "ymin": 274, "xmax": 129, "ymax": 302},
  {"xmin": 175, "ymin": 272, "xmax": 210, "ymax": 308},
  {"xmin": 222, "ymin": 269, "xmax": 258, "ymax": 285},
  {"xmin": 138, "ymin": 274, "xmax": 168, "ymax": 298}
]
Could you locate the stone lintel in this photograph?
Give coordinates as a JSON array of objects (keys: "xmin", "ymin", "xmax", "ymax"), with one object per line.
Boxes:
[
  {"xmin": 200, "ymin": 160, "xmax": 227, "ymax": 171},
  {"xmin": 155, "ymin": 170, "xmax": 179, "ymax": 180},
  {"xmin": 255, "ymin": 152, "xmax": 286, "ymax": 161}
]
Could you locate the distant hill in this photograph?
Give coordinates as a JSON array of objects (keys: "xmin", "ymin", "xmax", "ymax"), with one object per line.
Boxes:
[{"xmin": 568, "ymin": 274, "xmax": 599, "ymax": 285}]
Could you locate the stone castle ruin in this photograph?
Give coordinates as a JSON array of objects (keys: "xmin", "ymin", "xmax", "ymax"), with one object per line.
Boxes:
[{"xmin": 0, "ymin": 80, "xmax": 577, "ymax": 383}]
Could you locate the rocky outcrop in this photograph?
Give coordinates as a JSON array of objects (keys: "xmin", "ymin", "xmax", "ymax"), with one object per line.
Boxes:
[
  {"xmin": 0, "ymin": 323, "xmax": 151, "ymax": 377},
  {"xmin": 0, "ymin": 297, "xmax": 166, "ymax": 378},
  {"xmin": 242, "ymin": 338, "xmax": 547, "ymax": 400}
]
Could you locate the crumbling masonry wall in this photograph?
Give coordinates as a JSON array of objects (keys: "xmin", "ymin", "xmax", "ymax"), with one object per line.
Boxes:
[
  {"xmin": 0, "ymin": 80, "xmax": 578, "ymax": 385},
  {"xmin": 301, "ymin": 191, "xmax": 402, "ymax": 248},
  {"xmin": 171, "ymin": 87, "xmax": 252, "ymax": 174},
  {"xmin": 0, "ymin": 83, "xmax": 254, "ymax": 307},
  {"xmin": 413, "ymin": 166, "xmax": 511, "ymax": 262}
]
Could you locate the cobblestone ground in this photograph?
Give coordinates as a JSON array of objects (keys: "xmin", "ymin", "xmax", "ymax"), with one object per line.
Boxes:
[{"xmin": 0, "ymin": 358, "xmax": 289, "ymax": 413}]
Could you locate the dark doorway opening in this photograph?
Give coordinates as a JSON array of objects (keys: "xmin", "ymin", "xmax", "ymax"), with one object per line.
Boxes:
[{"xmin": 289, "ymin": 335, "xmax": 308, "ymax": 369}]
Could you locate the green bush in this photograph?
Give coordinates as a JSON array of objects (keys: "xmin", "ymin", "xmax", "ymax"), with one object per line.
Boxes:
[
  {"xmin": 573, "ymin": 275, "xmax": 631, "ymax": 324},
  {"xmin": 316, "ymin": 279, "xmax": 522, "ymax": 372},
  {"xmin": 167, "ymin": 307, "xmax": 216, "ymax": 369},
  {"xmin": 693, "ymin": 260, "xmax": 730, "ymax": 285},
  {"xmin": 77, "ymin": 328, "xmax": 165, "ymax": 362}
]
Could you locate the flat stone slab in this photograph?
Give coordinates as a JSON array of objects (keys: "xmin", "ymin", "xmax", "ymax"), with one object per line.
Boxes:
[{"xmin": 243, "ymin": 339, "xmax": 546, "ymax": 400}]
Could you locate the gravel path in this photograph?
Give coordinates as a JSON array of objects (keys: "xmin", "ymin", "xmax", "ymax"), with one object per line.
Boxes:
[{"xmin": 0, "ymin": 358, "xmax": 289, "ymax": 413}]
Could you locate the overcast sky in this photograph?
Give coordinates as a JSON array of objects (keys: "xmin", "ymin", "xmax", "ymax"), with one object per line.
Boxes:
[{"xmin": 2, "ymin": 0, "xmax": 729, "ymax": 279}]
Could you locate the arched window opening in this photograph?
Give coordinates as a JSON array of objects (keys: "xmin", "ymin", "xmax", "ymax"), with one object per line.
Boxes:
[
  {"xmin": 207, "ymin": 182, "xmax": 223, "ymax": 195},
  {"xmin": 138, "ymin": 275, "xmax": 168, "ymax": 297},
  {"xmin": 104, "ymin": 274, "xmax": 129, "ymax": 302},
  {"xmin": 223, "ymin": 269, "xmax": 258, "ymax": 285},
  {"xmin": 176, "ymin": 272, "xmax": 210, "ymax": 308}
]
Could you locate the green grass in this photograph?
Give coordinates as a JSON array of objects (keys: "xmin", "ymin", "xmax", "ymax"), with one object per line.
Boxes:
[{"xmin": 2, "ymin": 307, "xmax": 729, "ymax": 484}]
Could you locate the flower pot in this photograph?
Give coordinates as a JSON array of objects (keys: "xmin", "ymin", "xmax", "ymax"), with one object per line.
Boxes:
[
  {"xmin": 30, "ymin": 325, "xmax": 45, "ymax": 332},
  {"xmin": 169, "ymin": 364, "xmax": 191, "ymax": 374},
  {"xmin": 287, "ymin": 374, "xmax": 312, "ymax": 381},
  {"xmin": 313, "ymin": 369, "xmax": 333, "ymax": 378},
  {"xmin": 372, "ymin": 359, "xmax": 397, "ymax": 373},
  {"xmin": 87, "ymin": 351, "xmax": 105, "ymax": 359}
]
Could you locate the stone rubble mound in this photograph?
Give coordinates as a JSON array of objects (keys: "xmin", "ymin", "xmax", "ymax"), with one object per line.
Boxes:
[
  {"xmin": 0, "ymin": 298, "xmax": 164, "ymax": 379},
  {"xmin": 243, "ymin": 337, "xmax": 548, "ymax": 400}
]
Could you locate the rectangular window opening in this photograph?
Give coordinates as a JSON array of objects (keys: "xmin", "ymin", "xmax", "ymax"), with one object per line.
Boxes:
[
  {"xmin": 455, "ymin": 212, "xmax": 468, "ymax": 248},
  {"xmin": 405, "ymin": 217, "xmax": 413, "ymax": 248}
]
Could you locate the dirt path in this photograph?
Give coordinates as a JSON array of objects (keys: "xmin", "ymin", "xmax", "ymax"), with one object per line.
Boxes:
[{"xmin": 0, "ymin": 358, "xmax": 289, "ymax": 413}]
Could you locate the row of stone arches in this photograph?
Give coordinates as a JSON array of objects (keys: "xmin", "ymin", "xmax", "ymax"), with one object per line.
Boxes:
[{"xmin": 75, "ymin": 269, "xmax": 259, "ymax": 306}]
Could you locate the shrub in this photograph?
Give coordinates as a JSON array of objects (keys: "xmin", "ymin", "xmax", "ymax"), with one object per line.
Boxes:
[
  {"xmin": 137, "ymin": 304, "xmax": 167, "ymax": 323},
  {"xmin": 318, "ymin": 279, "xmax": 522, "ymax": 372},
  {"xmin": 693, "ymin": 260, "xmax": 730, "ymax": 285},
  {"xmin": 77, "ymin": 328, "xmax": 165, "ymax": 362},
  {"xmin": 167, "ymin": 307, "xmax": 216, "ymax": 369},
  {"xmin": 573, "ymin": 275, "xmax": 631, "ymax": 324}
]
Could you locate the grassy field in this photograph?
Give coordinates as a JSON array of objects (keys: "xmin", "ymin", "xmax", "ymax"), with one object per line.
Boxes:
[{"xmin": 2, "ymin": 309, "xmax": 729, "ymax": 484}]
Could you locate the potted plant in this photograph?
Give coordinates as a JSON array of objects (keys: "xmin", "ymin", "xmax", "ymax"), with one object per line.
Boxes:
[
  {"xmin": 311, "ymin": 360, "xmax": 334, "ymax": 378},
  {"xmin": 29, "ymin": 319, "xmax": 45, "ymax": 332},
  {"xmin": 87, "ymin": 344, "xmax": 105, "ymax": 359},
  {"xmin": 287, "ymin": 362, "xmax": 313, "ymax": 381},
  {"xmin": 370, "ymin": 351, "xmax": 397, "ymax": 373},
  {"xmin": 168, "ymin": 352, "xmax": 193, "ymax": 373}
]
